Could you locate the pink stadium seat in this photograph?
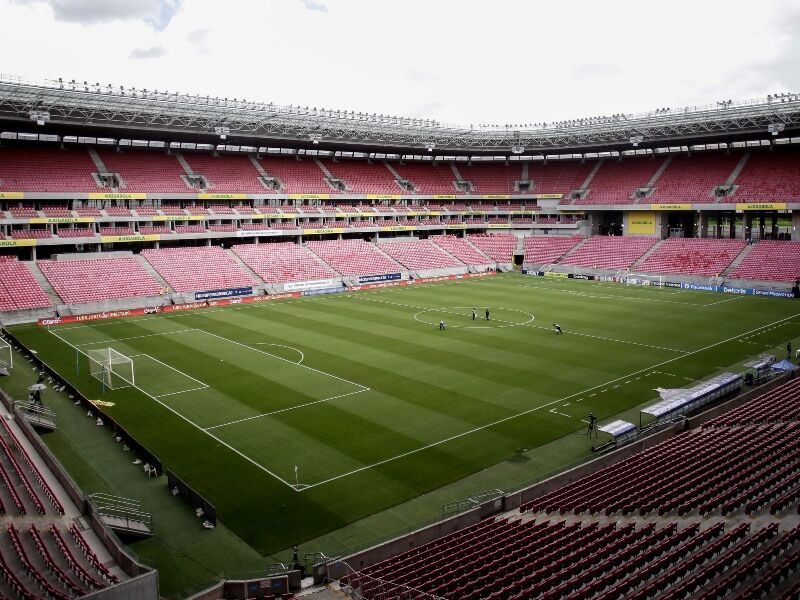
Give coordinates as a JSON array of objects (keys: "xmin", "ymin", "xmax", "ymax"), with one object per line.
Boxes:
[
  {"xmin": 730, "ymin": 148, "xmax": 800, "ymax": 202},
  {"xmin": 0, "ymin": 260, "xmax": 51, "ymax": 311},
  {"xmin": 96, "ymin": 149, "xmax": 189, "ymax": 193},
  {"xmin": 649, "ymin": 153, "xmax": 740, "ymax": 203},
  {"xmin": 528, "ymin": 160, "xmax": 594, "ymax": 195},
  {"xmin": 523, "ymin": 235, "xmax": 583, "ymax": 264},
  {"xmin": 141, "ymin": 247, "xmax": 254, "ymax": 292},
  {"xmin": 577, "ymin": 157, "xmax": 663, "ymax": 205},
  {"xmin": 181, "ymin": 153, "xmax": 266, "ymax": 193},
  {"xmin": 319, "ymin": 159, "xmax": 400, "ymax": 194},
  {"xmin": 430, "ymin": 235, "xmax": 491, "ymax": 265},
  {"xmin": 730, "ymin": 240, "xmax": 800, "ymax": 282},
  {"xmin": 467, "ymin": 234, "xmax": 517, "ymax": 262},
  {"xmin": 37, "ymin": 257, "xmax": 161, "ymax": 304},
  {"xmin": 98, "ymin": 227, "xmax": 135, "ymax": 236},
  {"xmin": 174, "ymin": 225, "xmax": 206, "ymax": 234},
  {"xmin": 233, "ymin": 243, "xmax": 337, "ymax": 284},
  {"xmin": 0, "ymin": 147, "xmax": 97, "ymax": 192},
  {"xmin": 305, "ymin": 240, "xmax": 402, "ymax": 277},
  {"xmin": 391, "ymin": 162, "xmax": 459, "ymax": 194},
  {"xmin": 637, "ymin": 238, "xmax": 746, "ymax": 277},
  {"xmin": 10, "ymin": 230, "xmax": 52, "ymax": 240},
  {"xmin": 259, "ymin": 156, "xmax": 336, "ymax": 195},
  {"xmin": 560, "ymin": 236, "xmax": 657, "ymax": 270},
  {"xmin": 456, "ymin": 163, "xmax": 524, "ymax": 194},
  {"xmin": 378, "ymin": 240, "xmax": 464, "ymax": 270},
  {"xmin": 55, "ymin": 228, "xmax": 96, "ymax": 238}
]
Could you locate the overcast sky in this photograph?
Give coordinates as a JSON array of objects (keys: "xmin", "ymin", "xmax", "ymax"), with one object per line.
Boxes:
[{"xmin": 1, "ymin": 0, "xmax": 798, "ymax": 126}]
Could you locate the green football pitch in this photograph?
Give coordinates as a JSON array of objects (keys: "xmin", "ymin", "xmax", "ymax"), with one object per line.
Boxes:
[{"xmin": 8, "ymin": 274, "xmax": 800, "ymax": 555}]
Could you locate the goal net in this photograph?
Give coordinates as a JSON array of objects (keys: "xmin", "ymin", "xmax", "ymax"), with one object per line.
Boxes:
[
  {"xmin": 88, "ymin": 348, "xmax": 134, "ymax": 390},
  {"xmin": 625, "ymin": 273, "xmax": 663, "ymax": 288},
  {"xmin": 0, "ymin": 337, "xmax": 12, "ymax": 370}
]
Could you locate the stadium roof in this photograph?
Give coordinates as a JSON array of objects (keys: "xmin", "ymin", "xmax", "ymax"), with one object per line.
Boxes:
[{"xmin": 1, "ymin": 74, "xmax": 800, "ymax": 157}]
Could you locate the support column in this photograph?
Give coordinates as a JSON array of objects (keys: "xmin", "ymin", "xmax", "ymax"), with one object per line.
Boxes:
[
  {"xmin": 759, "ymin": 213, "xmax": 766, "ymax": 240},
  {"xmin": 715, "ymin": 212, "xmax": 723, "ymax": 239},
  {"xmin": 771, "ymin": 213, "xmax": 778, "ymax": 239},
  {"xmin": 792, "ymin": 211, "xmax": 800, "ymax": 241},
  {"xmin": 728, "ymin": 215, "xmax": 735, "ymax": 239},
  {"xmin": 743, "ymin": 213, "xmax": 753, "ymax": 241},
  {"xmin": 698, "ymin": 212, "xmax": 709, "ymax": 238},
  {"xmin": 31, "ymin": 246, "xmax": 36, "ymax": 261},
  {"xmin": 206, "ymin": 238, "xmax": 211, "ymax": 246}
]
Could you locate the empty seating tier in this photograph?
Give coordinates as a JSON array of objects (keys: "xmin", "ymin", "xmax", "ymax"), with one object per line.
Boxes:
[
  {"xmin": 456, "ymin": 163, "xmax": 524, "ymax": 194},
  {"xmin": 38, "ymin": 258, "xmax": 161, "ymax": 304},
  {"xmin": 182, "ymin": 153, "xmax": 266, "ymax": 193},
  {"xmin": 233, "ymin": 243, "xmax": 337, "ymax": 284},
  {"xmin": 97, "ymin": 149, "xmax": 189, "ymax": 193},
  {"xmin": 560, "ymin": 236, "xmax": 656, "ymax": 270},
  {"xmin": 732, "ymin": 149, "xmax": 800, "ymax": 202},
  {"xmin": 141, "ymin": 247, "xmax": 255, "ymax": 292},
  {"xmin": 467, "ymin": 234, "xmax": 517, "ymax": 263},
  {"xmin": 430, "ymin": 235, "xmax": 491, "ymax": 266},
  {"xmin": 527, "ymin": 161, "xmax": 594, "ymax": 196},
  {"xmin": 0, "ymin": 260, "xmax": 52, "ymax": 311},
  {"xmin": 730, "ymin": 240, "xmax": 800, "ymax": 282},
  {"xmin": 523, "ymin": 235, "xmax": 583, "ymax": 264},
  {"xmin": 577, "ymin": 157, "xmax": 664, "ymax": 205},
  {"xmin": 319, "ymin": 159, "xmax": 400, "ymax": 194},
  {"xmin": 649, "ymin": 153, "xmax": 741, "ymax": 203},
  {"xmin": 391, "ymin": 162, "xmax": 458, "ymax": 194},
  {"xmin": 305, "ymin": 240, "xmax": 401, "ymax": 277},
  {"xmin": 707, "ymin": 378, "xmax": 800, "ymax": 427},
  {"xmin": 0, "ymin": 147, "xmax": 97, "ymax": 192},
  {"xmin": 259, "ymin": 156, "xmax": 333, "ymax": 195},
  {"xmin": 378, "ymin": 240, "xmax": 464, "ymax": 270},
  {"xmin": 637, "ymin": 238, "xmax": 746, "ymax": 277}
]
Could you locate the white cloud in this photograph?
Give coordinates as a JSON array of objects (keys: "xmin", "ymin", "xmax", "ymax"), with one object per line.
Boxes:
[
  {"xmin": 129, "ymin": 45, "xmax": 167, "ymax": 59},
  {"xmin": 299, "ymin": 0, "xmax": 327, "ymax": 12},
  {"xmin": 0, "ymin": 0, "xmax": 796, "ymax": 125}
]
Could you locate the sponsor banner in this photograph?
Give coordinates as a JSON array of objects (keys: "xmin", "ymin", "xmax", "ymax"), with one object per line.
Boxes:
[
  {"xmin": 534, "ymin": 194, "xmax": 564, "ymax": 199},
  {"xmin": 197, "ymin": 193, "xmax": 246, "ymax": 200},
  {"xmin": 303, "ymin": 228, "xmax": 345, "ymax": 235},
  {"xmin": 487, "ymin": 223, "xmax": 511, "ymax": 229},
  {"xmin": 569, "ymin": 273, "xmax": 595, "ymax": 280},
  {"xmin": 482, "ymin": 194, "xmax": 510, "ymax": 200},
  {"xmin": 721, "ymin": 286, "xmax": 751, "ymax": 295},
  {"xmin": 380, "ymin": 226, "xmax": 416, "ymax": 232},
  {"xmin": 88, "ymin": 192, "xmax": 147, "ymax": 200},
  {"xmin": 735, "ymin": 202, "xmax": 787, "ymax": 211},
  {"xmin": 0, "ymin": 192, "xmax": 24, "ymax": 200},
  {"xmin": 284, "ymin": 279, "xmax": 341, "ymax": 292},
  {"xmin": 101, "ymin": 234, "xmax": 160, "ymax": 243},
  {"xmin": 544, "ymin": 272, "xmax": 569, "ymax": 278},
  {"xmin": 358, "ymin": 273, "xmax": 402, "ymax": 284},
  {"xmin": 367, "ymin": 194, "xmax": 401, "ymax": 200},
  {"xmin": 753, "ymin": 288, "xmax": 795, "ymax": 298},
  {"xmin": 335, "ymin": 212, "xmax": 361, "ymax": 218},
  {"xmin": 302, "ymin": 287, "xmax": 345, "ymax": 296},
  {"xmin": 249, "ymin": 214, "xmax": 268, "ymax": 220},
  {"xmin": 288, "ymin": 194, "xmax": 330, "ymax": 200},
  {"xmin": 0, "ymin": 239, "xmax": 36, "ymax": 247},
  {"xmin": 681, "ymin": 282, "xmax": 719, "ymax": 293},
  {"xmin": 433, "ymin": 195, "xmax": 456, "ymax": 200},
  {"xmin": 650, "ymin": 203, "xmax": 691, "ymax": 211},
  {"xmin": 152, "ymin": 215, "xmax": 207, "ymax": 222},
  {"xmin": 446, "ymin": 224, "xmax": 468, "ymax": 230},
  {"xmin": 30, "ymin": 217, "xmax": 95, "ymax": 224},
  {"xmin": 195, "ymin": 287, "xmax": 253, "ymax": 301},
  {"xmin": 235, "ymin": 229, "xmax": 279, "ymax": 237},
  {"xmin": 629, "ymin": 211, "xmax": 657, "ymax": 235},
  {"xmin": 663, "ymin": 281, "xmax": 682, "ymax": 289},
  {"xmin": 427, "ymin": 211, "xmax": 441, "ymax": 216}
]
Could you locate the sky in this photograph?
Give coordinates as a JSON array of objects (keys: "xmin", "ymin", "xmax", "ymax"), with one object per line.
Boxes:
[{"xmin": 1, "ymin": 0, "xmax": 798, "ymax": 126}]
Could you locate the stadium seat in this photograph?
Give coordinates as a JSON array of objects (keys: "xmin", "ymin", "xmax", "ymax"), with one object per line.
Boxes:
[
  {"xmin": 141, "ymin": 247, "xmax": 255, "ymax": 292},
  {"xmin": 37, "ymin": 257, "xmax": 161, "ymax": 304},
  {"xmin": 233, "ymin": 242, "xmax": 337, "ymax": 283},
  {"xmin": 730, "ymin": 240, "xmax": 800, "ymax": 282},
  {"xmin": 636, "ymin": 238, "xmax": 746, "ymax": 277},
  {"xmin": 559, "ymin": 236, "xmax": 656, "ymax": 270}
]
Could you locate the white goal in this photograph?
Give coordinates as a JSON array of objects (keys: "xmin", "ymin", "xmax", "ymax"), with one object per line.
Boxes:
[
  {"xmin": 0, "ymin": 337, "xmax": 12, "ymax": 370},
  {"xmin": 625, "ymin": 273, "xmax": 663, "ymax": 288},
  {"xmin": 88, "ymin": 348, "xmax": 134, "ymax": 390}
]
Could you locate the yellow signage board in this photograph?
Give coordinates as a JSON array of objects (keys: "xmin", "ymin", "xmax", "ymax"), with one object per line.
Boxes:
[
  {"xmin": 735, "ymin": 203, "xmax": 787, "ymax": 211},
  {"xmin": 303, "ymin": 228, "xmax": 345, "ymax": 235},
  {"xmin": 30, "ymin": 217, "xmax": 96, "ymax": 224},
  {"xmin": 88, "ymin": 192, "xmax": 147, "ymax": 200},
  {"xmin": 100, "ymin": 234, "xmax": 160, "ymax": 244},
  {"xmin": 534, "ymin": 194, "xmax": 563, "ymax": 199},
  {"xmin": 482, "ymin": 194, "xmax": 510, "ymax": 200},
  {"xmin": 0, "ymin": 239, "xmax": 36, "ymax": 247},
  {"xmin": 0, "ymin": 192, "xmax": 24, "ymax": 200},
  {"xmin": 446, "ymin": 224, "xmax": 468, "ymax": 230},
  {"xmin": 487, "ymin": 223, "xmax": 512, "ymax": 229},
  {"xmin": 433, "ymin": 195, "xmax": 457, "ymax": 200},
  {"xmin": 650, "ymin": 203, "xmax": 691, "ymax": 211},
  {"xmin": 289, "ymin": 194, "xmax": 330, "ymax": 200},
  {"xmin": 197, "ymin": 193, "xmax": 247, "ymax": 200},
  {"xmin": 544, "ymin": 271, "xmax": 569, "ymax": 278},
  {"xmin": 367, "ymin": 194, "xmax": 402, "ymax": 200},
  {"xmin": 151, "ymin": 215, "xmax": 206, "ymax": 222},
  {"xmin": 380, "ymin": 226, "xmax": 416, "ymax": 232},
  {"xmin": 628, "ymin": 211, "xmax": 657, "ymax": 235},
  {"xmin": 335, "ymin": 212, "xmax": 361, "ymax": 218}
]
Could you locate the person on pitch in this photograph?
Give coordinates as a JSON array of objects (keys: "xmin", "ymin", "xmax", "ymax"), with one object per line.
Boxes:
[
  {"xmin": 485, "ymin": 308, "xmax": 490, "ymax": 321},
  {"xmin": 472, "ymin": 308, "xmax": 477, "ymax": 321},
  {"xmin": 439, "ymin": 320, "xmax": 446, "ymax": 331},
  {"xmin": 553, "ymin": 323, "xmax": 563, "ymax": 335}
]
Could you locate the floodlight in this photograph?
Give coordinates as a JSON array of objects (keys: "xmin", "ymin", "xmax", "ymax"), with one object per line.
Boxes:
[
  {"xmin": 767, "ymin": 123, "xmax": 785, "ymax": 136},
  {"xmin": 630, "ymin": 135, "xmax": 644, "ymax": 147}
]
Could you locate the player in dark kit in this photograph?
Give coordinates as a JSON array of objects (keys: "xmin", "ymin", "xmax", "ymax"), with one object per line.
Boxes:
[
  {"xmin": 553, "ymin": 323, "xmax": 562, "ymax": 334},
  {"xmin": 485, "ymin": 308, "xmax": 490, "ymax": 321}
]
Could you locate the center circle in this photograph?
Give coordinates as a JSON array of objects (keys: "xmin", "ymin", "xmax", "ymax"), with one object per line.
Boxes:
[{"xmin": 413, "ymin": 306, "xmax": 535, "ymax": 329}]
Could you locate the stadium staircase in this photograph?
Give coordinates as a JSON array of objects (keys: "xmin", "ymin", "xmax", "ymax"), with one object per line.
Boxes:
[
  {"xmin": 636, "ymin": 156, "xmax": 673, "ymax": 203},
  {"xmin": 720, "ymin": 243, "xmax": 756, "ymax": 277},
  {"xmin": 134, "ymin": 255, "xmax": 171, "ymax": 291},
  {"xmin": 86, "ymin": 147, "xmax": 109, "ymax": 175},
  {"xmin": 24, "ymin": 262, "xmax": 63, "ymax": 305},
  {"xmin": 225, "ymin": 249, "xmax": 267, "ymax": 285},
  {"xmin": 314, "ymin": 158, "xmax": 345, "ymax": 191},
  {"xmin": 570, "ymin": 158, "xmax": 605, "ymax": 203},
  {"xmin": 557, "ymin": 236, "xmax": 590, "ymax": 260},
  {"xmin": 725, "ymin": 152, "xmax": 751, "ymax": 187},
  {"xmin": 303, "ymin": 244, "xmax": 343, "ymax": 276},
  {"xmin": 382, "ymin": 161, "xmax": 408, "ymax": 192},
  {"xmin": 248, "ymin": 154, "xmax": 277, "ymax": 189},
  {"xmin": 629, "ymin": 239, "xmax": 666, "ymax": 269}
]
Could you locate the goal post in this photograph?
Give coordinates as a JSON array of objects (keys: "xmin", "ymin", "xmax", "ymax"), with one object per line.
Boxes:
[
  {"xmin": 624, "ymin": 273, "xmax": 663, "ymax": 288},
  {"xmin": 0, "ymin": 337, "xmax": 12, "ymax": 370},
  {"xmin": 88, "ymin": 348, "xmax": 134, "ymax": 391}
]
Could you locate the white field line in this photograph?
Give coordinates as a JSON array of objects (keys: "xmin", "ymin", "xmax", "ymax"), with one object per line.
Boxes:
[
  {"xmin": 46, "ymin": 329, "xmax": 298, "ymax": 490},
  {"xmin": 73, "ymin": 329, "xmax": 196, "ymax": 347},
  {"xmin": 518, "ymin": 284, "xmax": 710, "ymax": 306},
  {"xmin": 203, "ymin": 388, "xmax": 369, "ymax": 431},
  {"xmin": 299, "ymin": 311, "xmax": 800, "ymax": 490},
  {"xmin": 703, "ymin": 296, "xmax": 745, "ymax": 307},
  {"xmin": 155, "ymin": 386, "xmax": 210, "ymax": 398},
  {"xmin": 253, "ymin": 343, "xmax": 305, "ymax": 364},
  {"xmin": 138, "ymin": 352, "xmax": 209, "ymax": 388},
  {"xmin": 351, "ymin": 295, "xmax": 687, "ymax": 354},
  {"xmin": 194, "ymin": 329, "xmax": 369, "ymax": 392}
]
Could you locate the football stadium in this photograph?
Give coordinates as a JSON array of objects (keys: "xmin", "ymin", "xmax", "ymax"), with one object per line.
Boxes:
[{"xmin": 0, "ymin": 1, "xmax": 799, "ymax": 599}]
